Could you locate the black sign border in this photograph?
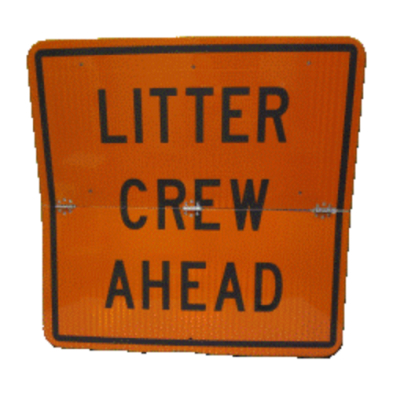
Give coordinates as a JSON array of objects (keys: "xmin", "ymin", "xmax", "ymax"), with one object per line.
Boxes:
[{"xmin": 35, "ymin": 43, "xmax": 358, "ymax": 349}]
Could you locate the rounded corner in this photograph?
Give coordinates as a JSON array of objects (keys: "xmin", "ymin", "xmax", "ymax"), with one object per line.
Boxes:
[
  {"xmin": 28, "ymin": 41, "xmax": 48, "ymax": 61},
  {"xmin": 43, "ymin": 326, "xmax": 63, "ymax": 349},
  {"xmin": 324, "ymin": 336, "xmax": 344, "ymax": 358},
  {"xmin": 346, "ymin": 37, "xmax": 366, "ymax": 58}
]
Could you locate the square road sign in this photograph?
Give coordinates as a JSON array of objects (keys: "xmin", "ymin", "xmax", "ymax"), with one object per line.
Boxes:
[{"xmin": 28, "ymin": 37, "xmax": 365, "ymax": 357}]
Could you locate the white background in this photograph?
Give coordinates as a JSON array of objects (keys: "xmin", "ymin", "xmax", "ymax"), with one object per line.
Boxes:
[{"xmin": 1, "ymin": 0, "xmax": 391, "ymax": 391}]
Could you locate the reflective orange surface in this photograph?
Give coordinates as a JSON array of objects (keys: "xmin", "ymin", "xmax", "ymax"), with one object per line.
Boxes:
[{"xmin": 28, "ymin": 37, "xmax": 365, "ymax": 356}]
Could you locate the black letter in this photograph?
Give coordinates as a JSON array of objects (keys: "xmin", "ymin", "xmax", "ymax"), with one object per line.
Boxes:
[
  {"xmin": 134, "ymin": 88, "xmax": 143, "ymax": 143},
  {"xmin": 120, "ymin": 179, "xmax": 147, "ymax": 230},
  {"xmin": 215, "ymin": 263, "xmax": 245, "ymax": 311},
  {"xmin": 150, "ymin": 88, "xmax": 177, "ymax": 143},
  {"xmin": 186, "ymin": 87, "xmax": 214, "ymax": 142},
  {"xmin": 143, "ymin": 261, "xmax": 170, "ymax": 310},
  {"xmin": 258, "ymin": 87, "xmax": 289, "ymax": 142},
  {"xmin": 255, "ymin": 263, "xmax": 282, "ymax": 311},
  {"xmin": 98, "ymin": 89, "xmax": 127, "ymax": 143},
  {"xmin": 158, "ymin": 179, "xmax": 185, "ymax": 230},
  {"xmin": 181, "ymin": 262, "xmax": 206, "ymax": 311},
  {"xmin": 222, "ymin": 87, "xmax": 250, "ymax": 143},
  {"xmin": 105, "ymin": 260, "xmax": 134, "ymax": 309},
  {"xmin": 231, "ymin": 179, "xmax": 269, "ymax": 231},
  {"xmin": 195, "ymin": 179, "xmax": 220, "ymax": 230}
]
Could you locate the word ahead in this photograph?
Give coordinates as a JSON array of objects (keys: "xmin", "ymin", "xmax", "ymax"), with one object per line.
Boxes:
[{"xmin": 106, "ymin": 260, "xmax": 283, "ymax": 312}]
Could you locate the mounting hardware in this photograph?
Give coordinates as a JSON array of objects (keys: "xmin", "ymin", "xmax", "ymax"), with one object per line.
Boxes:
[
  {"xmin": 183, "ymin": 201, "xmax": 202, "ymax": 217},
  {"xmin": 56, "ymin": 199, "xmax": 76, "ymax": 215},
  {"xmin": 312, "ymin": 203, "xmax": 337, "ymax": 218}
]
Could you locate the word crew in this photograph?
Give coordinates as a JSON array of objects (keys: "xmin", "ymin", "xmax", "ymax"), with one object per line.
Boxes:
[
  {"xmin": 105, "ymin": 260, "xmax": 283, "ymax": 312},
  {"xmin": 120, "ymin": 179, "xmax": 269, "ymax": 231}
]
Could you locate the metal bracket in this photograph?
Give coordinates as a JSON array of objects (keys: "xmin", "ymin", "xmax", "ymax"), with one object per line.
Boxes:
[
  {"xmin": 56, "ymin": 199, "xmax": 76, "ymax": 215},
  {"xmin": 312, "ymin": 203, "xmax": 337, "ymax": 218},
  {"xmin": 183, "ymin": 200, "xmax": 202, "ymax": 217}
]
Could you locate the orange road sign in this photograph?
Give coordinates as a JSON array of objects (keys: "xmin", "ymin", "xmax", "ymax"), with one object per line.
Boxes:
[{"xmin": 28, "ymin": 37, "xmax": 365, "ymax": 357}]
